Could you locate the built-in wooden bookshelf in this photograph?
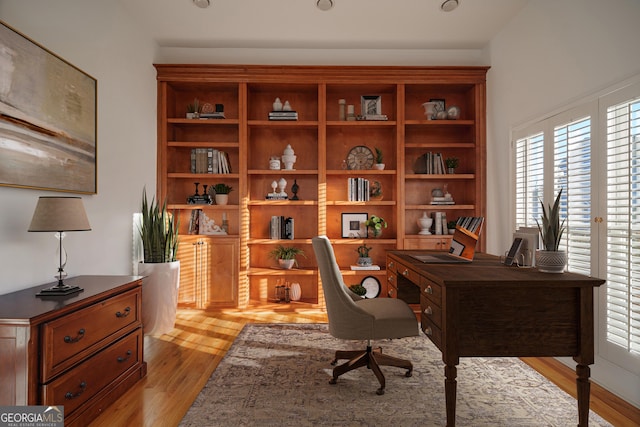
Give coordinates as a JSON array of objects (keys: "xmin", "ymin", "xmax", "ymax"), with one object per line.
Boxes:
[{"xmin": 155, "ymin": 65, "xmax": 487, "ymax": 308}]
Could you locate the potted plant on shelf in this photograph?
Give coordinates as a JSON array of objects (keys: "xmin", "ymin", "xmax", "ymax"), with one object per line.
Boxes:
[
  {"xmin": 535, "ymin": 188, "xmax": 567, "ymax": 273},
  {"xmin": 447, "ymin": 220, "xmax": 458, "ymax": 235},
  {"xmin": 365, "ymin": 215, "xmax": 387, "ymax": 238},
  {"xmin": 356, "ymin": 243, "xmax": 373, "ymax": 266},
  {"xmin": 445, "ymin": 157, "xmax": 459, "ymax": 174},
  {"xmin": 269, "ymin": 245, "xmax": 306, "ymax": 269},
  {"xmin": 137, "ymin": 188, "xmax": 180, "ymax": 335},
  {"xmin": 186, "ymin": 98, "xmax": 200, "ymax": 119},
  {"xmin": 374, "ymin": 147, "xmax": 385, "ymax": 170},
  {"xmin": 212, "ymin": 183, "xmax": 232, "ymax": 205}
]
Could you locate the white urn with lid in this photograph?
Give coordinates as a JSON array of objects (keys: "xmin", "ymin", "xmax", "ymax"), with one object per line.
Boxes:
[
  {"xmin": 282, "ymin": 144, "xmax": 297, "ymax": 170},
  {"xmin": 417, "ymin": 212, "xmax": 433, "ymax": 235}
]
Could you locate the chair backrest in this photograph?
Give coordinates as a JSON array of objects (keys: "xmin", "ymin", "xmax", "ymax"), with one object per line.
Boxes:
[{"xmin": 312, "ymin": 236, "xmax": 373, "ymax": 339}]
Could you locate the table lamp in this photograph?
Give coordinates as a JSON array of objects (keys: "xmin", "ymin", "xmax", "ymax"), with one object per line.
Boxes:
[{"xmin": 28, "ymin": 196, "xmax": 92, "ymax": 296}]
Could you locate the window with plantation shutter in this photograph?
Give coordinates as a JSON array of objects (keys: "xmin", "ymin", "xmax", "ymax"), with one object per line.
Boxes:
[
  {"xmin": 553, "ymin": 118, "xmax": 592, "ymax": 276},
  {"xmin": 514, "ymin": 132, "xmax": 544, "ymax": 228},
  {"xmin": 603, "ymin": 96, "xmax": 640, "ymax": 359}
]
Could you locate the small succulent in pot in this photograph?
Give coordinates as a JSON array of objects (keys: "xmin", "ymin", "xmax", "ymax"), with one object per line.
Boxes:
[
  {"xmin": 269, "ymin": 245, "xmax": 306, "ymax": 269},
  {"xmin": 212, "ymin": 183, "xmax": 233, "ymax": 194},
  {"xmin": 536, "ymin": 188, "xmax": 566, "ymax": 251}
]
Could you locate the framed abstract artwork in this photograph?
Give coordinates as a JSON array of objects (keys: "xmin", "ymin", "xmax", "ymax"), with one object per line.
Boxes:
[
  {"xmin": 0, "ymin": 21, "xmax": 97, "ymax": 194},
  {"xmin": 341, "ymin": 212, "xmax": 368, "ymax": 238}
]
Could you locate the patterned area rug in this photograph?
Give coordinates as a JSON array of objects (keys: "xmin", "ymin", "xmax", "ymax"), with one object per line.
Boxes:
[{"xmin": 180, "ymin": 323, "xmax": 612, "ymax": 427}]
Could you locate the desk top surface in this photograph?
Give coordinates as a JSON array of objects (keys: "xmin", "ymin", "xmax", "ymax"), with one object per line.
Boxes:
[{"xmin": 388, "ymin": 251, "xmax": 606, "ymax": 288}]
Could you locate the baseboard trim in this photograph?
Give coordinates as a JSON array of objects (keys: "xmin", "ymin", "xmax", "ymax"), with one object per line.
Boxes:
[{"xmin": 521, "ymin": 357, "xmax": 640, "ymax": 427}]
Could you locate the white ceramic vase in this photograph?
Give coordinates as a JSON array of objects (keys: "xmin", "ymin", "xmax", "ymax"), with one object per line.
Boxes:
[
  {"xmin": 279, "ymin": 259, "xmax": 295, "ymax": 269},
  {"xmin": 418, "ymin": 212, "xmax": 433, "ymax": 235},
  {"xmin": 215, "ymin": 194, "xmax": 229, "ymax": 205},
  {"xmin": 290, "ymin": 282, "xmax": 302, "ymax": 301}
]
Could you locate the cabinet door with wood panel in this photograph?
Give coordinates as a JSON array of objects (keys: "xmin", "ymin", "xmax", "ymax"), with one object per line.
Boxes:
[{"xmin": 176, "ymin": 235, "xmax": 238, "ymax": 308}]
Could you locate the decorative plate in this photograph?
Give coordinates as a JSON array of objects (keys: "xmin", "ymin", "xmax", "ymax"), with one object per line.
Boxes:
[
  {"xmin": 347, "ymin": 145, "xmax": 375, "ymax": 170},
  {"xmin": 360, "ymin": 275, "xmax": 381, "ymax": 298}
]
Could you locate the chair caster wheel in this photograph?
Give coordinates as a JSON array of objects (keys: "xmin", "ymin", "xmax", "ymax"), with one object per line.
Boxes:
[
  {"xmin": 405, "ymin": 370, "xmax": 413, "ymax": 377},
  {"xmin": 329, "ymin": 378, "xmax": 337, "ymax": 385},
  {"xmin": 376, "ymin": 388, "xmax": 385, "ymax": 395},
  {"xmin": 331, "ymin": 359, "xmax": 337, "ymax": 366}
]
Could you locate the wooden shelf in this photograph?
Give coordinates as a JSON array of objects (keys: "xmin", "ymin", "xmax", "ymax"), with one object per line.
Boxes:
[{"xmin": 155, "ymin": 65, "xmax": 487, "ymax": 307}]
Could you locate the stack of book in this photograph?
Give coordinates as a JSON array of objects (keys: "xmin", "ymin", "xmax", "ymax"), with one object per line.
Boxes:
[
  {"xmin": 270, "ymin": 216, "xmax": 294, "ymax": 239},
  {"xmin": 190, "ymin": 149, "xmax": 231, "ymax": 174},
  {"xmin": 268, "ymin": 111, "xmax": 298, "ymax": 121},
  {"xmin": 348, "ymin": 177, "xmax": 370, "ymax": 201},
  {"xmin": 431, "ymin": 195, "xmax": 455, "ymax": 205},
  {"xmin": 200, "ymin": 112, "xmax": 225, "ymax": 119}
]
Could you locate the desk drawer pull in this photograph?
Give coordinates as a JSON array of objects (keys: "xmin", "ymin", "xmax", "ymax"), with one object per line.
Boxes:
[
  {"xmin": 116, "ymin": 307, "xmax": 131, "ymax": 318},
  {"xmin": 64, "ymin": 328, "xmax": 85, "ymax": 343},
  {"xmin": 388, "ymin": 261, "xmax": 394, "ymax": 269},
  {"xmin": 117, "ymin": 350, "xmax": 133, "ymax": 363},
  {"xmin": 402, "ymin": 269, "xmax": 409, "ymax": 276},
  {"xmin": 387, "ymin": 275, "xmax": 394, "ymax": 283},
  {"xmin": 424, "ymin": 306, "xmax": 433, "ymax": 315},
  {"xmin": 65, "ymin": 381, "xmax": 87, "ymax": 400},
  {"xmin": 424, "ymin": 326, "xmax": 433, "ymax": 336},
  {"xmin": 387, "ymin": 288, "xmax": 395, "ymax": 297},
  {"xmin": 425, "ymin": 286, "xmax": 433, "ymax": 295}
]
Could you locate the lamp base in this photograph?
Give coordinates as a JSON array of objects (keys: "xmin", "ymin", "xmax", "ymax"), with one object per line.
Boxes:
[{"xmin": 36, "ymin": 283, "xmax": 83, "ymax": 297}]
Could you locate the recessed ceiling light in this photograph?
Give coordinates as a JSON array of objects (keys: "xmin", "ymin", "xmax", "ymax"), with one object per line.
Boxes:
[
  {"xmin": 193, "ymin": 0, "xmax": 210, "ymax": 9},
  {"xmin": 317, "ymin": 0, "xmax": 334, "ymax": 11},
  {"xmin": 441, "ymin": 0, "xmax": 459, "ymax": 12}
]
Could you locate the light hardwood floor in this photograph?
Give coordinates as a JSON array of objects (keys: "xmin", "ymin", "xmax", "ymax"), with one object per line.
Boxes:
[{"xmin": 90, "ymin": 305, "xmax": 639, "ymax": 427}]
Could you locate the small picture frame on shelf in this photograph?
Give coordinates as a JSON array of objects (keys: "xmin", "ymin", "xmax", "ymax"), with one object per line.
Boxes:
[
  {"xmin": 361, "ymin": 95, "xmax": 381, "ymax": 116},
  {"xmin": 342, "ymin": 213, "xmax": 368, "ymax": 238}
]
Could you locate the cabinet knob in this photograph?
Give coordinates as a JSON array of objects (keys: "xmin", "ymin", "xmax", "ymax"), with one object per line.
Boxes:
[
  {"xmin": 117, "ymin": 350, "xmax": 133, "ymax": 363},
  {"xmin": 424, "ymin": 326, "xmax": 433, "ymax": 336},
  {"xmin": 402, "ymin": 269, "xmax": 409, "ymax": 276},
  {"xmin": 387, "ymin": 288, "xmax": 395, "ymax": 297},
  {"xmin": 425, "ymin": 286, "xmax": 433, "ymax": 295},
  {"xmin": 424, "ymin": 306, "xmax": 433, "ymax": 315},
  {"xmin": 387, "ymin": 275, "xmax": 394, "ymax": 283},
  {"xmin": 388, "ymin": 261, "xmax": 394, "ymax": 269}
]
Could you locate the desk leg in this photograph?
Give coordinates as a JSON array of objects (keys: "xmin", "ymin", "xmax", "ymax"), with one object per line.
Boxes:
[
  {"xmin": 445, "ymin": 364, "xmax": 457, "ymax": 427},
  {"xmin": 576, "ymin": 364, "xmax": 591, "ymax": 427}
]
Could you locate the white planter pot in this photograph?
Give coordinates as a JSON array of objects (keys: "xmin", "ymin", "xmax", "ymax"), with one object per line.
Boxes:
[
  {"xmin": 139, "ymin": 260, "xmax": 180, "ymax": 335},
  {"xmin": 215, "ymin": 194, "xmax": 229, "ymax": 205},
  {"xmin": 278, "ymin": 259, "xmax": 295, "ymax": 269},
  {"xmin": 535, "ymin": 250, "xmax": 566, "ymax": 273},
  {"xmin": 290, "ymin": 282, "xmax": 302, "ymax": 301},
  {"xmin": 374, "ymin": 163, "xmax": 385, "ymax": 170}
]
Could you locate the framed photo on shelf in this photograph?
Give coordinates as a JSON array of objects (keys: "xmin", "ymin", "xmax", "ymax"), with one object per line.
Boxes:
[
  {"xmin": 430, "ymin": 98, "xmax": 446, "ymax": 113},
  {"xmin": 361, "ymin": 95, "xmax": 381, "ymax": 116},
  {"xmin": 342, "ymin": 213, "xmax": 368, "ymax": 238}
]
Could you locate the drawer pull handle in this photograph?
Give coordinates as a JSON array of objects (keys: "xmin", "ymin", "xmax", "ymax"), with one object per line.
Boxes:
[
  {"xmin": 387, "ymin": 275, "xmax": 394, "ymax": 283},
  {"xmin": 388, "ymin": 288, "xmax": 395, "ymax": 297},
  {"xmin": 425, "ymin": 286, "xmax": 433, "ymax": 295},
  {"xmin": 424, "ymin": 326, "xmax": 433, "ymax": 336},
  {"xmin": 424, "ymin": 306, "xmax": 433, "ymax": 315},
  {"xmin": 388, "ymin": 261, "xmax": 394, "ymax": 269},
  {"xmin": 64, "ymin": 329, "xmax": 85, "ymax": 343},
  {"xmin": 65, "ymin": 381, "xmax": 87, "ymax": 400},
  {"xmin": 402, "ymin": 269, "xmax": 409, "ymax": 276},
  {"xmin": 116, "ymin": 307, "xmax": 131, "ymax": 318},
  {"xmin": 117, "ymin": 350, "xmax": 133, "ymax": 363}
]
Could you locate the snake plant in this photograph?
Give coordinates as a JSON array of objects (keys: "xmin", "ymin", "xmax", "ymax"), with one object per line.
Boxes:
[
  {"xmin": 536, "ymin": 188, "xmax": 566, "ymax": 251},
  {"xmin": 139, "ymin": 189, "xmax": 179, "ymax": 263}
]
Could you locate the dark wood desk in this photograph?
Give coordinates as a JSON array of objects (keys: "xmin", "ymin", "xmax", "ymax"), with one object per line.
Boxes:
[{"xmin": 386, "ymin": 251, "xmax": 605, "ymax": 427}]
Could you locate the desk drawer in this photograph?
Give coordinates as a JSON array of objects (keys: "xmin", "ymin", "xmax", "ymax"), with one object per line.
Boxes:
[
  {"xmin": 42, "ymin": 288, "xmax": 140, "ymax": 381},
  {"xmin": 420, "ymin": 278, "xmax": 442, "ymax": 308},
  {"xmin": 386, "ymin": 258, "xmax": 398, "ymax": 274},
  {"xmin": 421, "ymin": 295, "xmax": 442, "ymax": 329},
  {"xmin": 421, "ymin": 317, "xmax": 442, "ymax": 350},
  {"xmin": 396, "ymin": 264, "xmax": 420, "ymax": 286},
  {"xmin": 42, "ymin": 328, "xmax": 142, "ymax": 415}
]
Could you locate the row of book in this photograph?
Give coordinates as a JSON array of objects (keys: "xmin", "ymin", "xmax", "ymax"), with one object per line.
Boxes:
[
  {"xmin": 190, "ymin": 149, "xmax": 232, "ymax": 174},
  {"xmin": 431, "ymin": 212, "xmax": 451, "ymax": 235},
  {"xmin": 270, "ymin": 216, "xmax": 295, "ymax": 240},
  {"xmin": 347, "ymin": 177, "xmax": 371, "ymax": 201},
  {"xmin": 414, "ymin": 152, "xmax": 448, "ymax": 175},
  {"xmin": 456, "ymin": 216, "xmax": 484, "ymax": 234},
  {"xmin": 268, "ymin": 111, "xmax": 298, "ymax": 121}
]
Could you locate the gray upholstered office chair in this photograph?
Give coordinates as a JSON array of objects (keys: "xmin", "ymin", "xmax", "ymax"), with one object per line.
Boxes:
[{"xmin": 312, "ymin": 235, "xmax": 419, "ymax": 395}]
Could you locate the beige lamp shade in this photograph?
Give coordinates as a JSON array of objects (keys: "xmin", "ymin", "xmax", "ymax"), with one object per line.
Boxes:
[{"xmin": 29, "ymin": 197, "xmax": 92, "ymax": 232}]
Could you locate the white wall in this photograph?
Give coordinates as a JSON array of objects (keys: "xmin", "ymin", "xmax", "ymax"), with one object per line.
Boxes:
[
  {"xmin": 486, "ymin": 0, "xmax": 640, "ymax": 407},
  {"xmin": 0, "ymin": 0, "xmax": 158, "ymax": 293}
]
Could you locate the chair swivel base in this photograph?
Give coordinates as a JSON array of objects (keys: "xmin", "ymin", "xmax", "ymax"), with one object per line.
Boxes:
[{"xmin": 330, "ymin": 345, "xmax": 413, "ymax": 395}]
